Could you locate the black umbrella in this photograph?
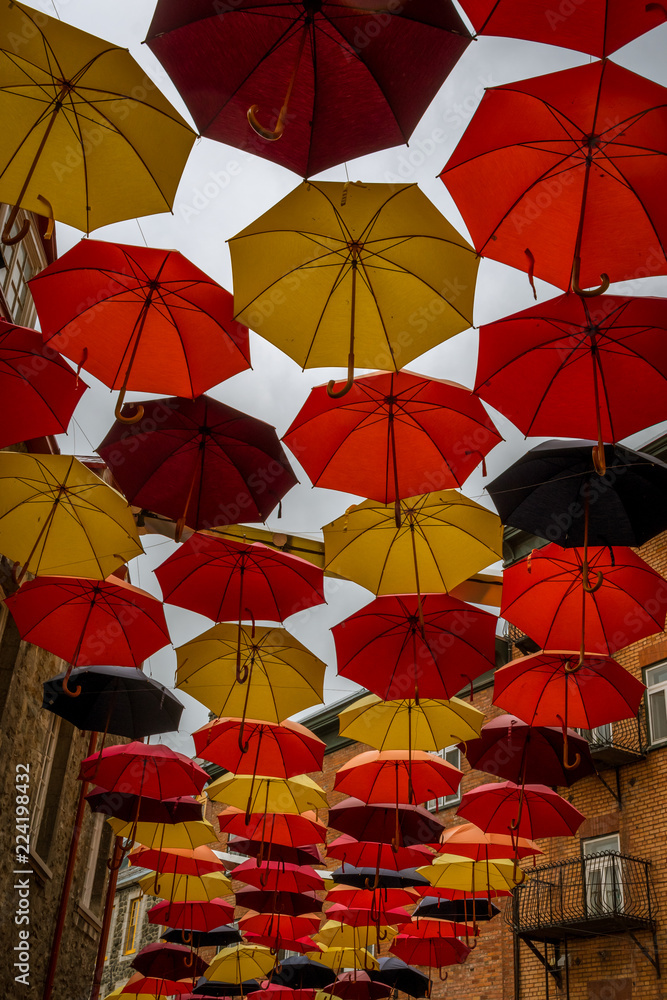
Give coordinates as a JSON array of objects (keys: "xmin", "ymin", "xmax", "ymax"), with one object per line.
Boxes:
[
  {"xmin": 235, "ymin": 887, "xmax": 322, "ymax": 916},
  {"xmin": 269, "ymin": 956, "xmax": 333, "ymax": 989},
  {"xmin": 42, "ymin": 664, "xmax": 183, "ymax": 737},
  {"xmin": 412, "ymin": 896, "xmax": 499, "ymax": 922},
  {"xmin": 331, "ymin": 866, "xmax": 430, "ymax": 890},
  {"xmin": 369, "ymin": 956, "xmax": 431, "ymax": 998},
  {"xmin": 86, "ymin": 787, "xmax": 203, "ymax": 824},
  {"xmin": 161, "ymin": 926, "xmax": 242, "ymax": 948},
  {"xmin": 230, "ymin": 839, "xmax": 324, "ymax": 867},
  {"xmin": 193, "ymin": 979, "xmax": 259, "ymax": 996}
]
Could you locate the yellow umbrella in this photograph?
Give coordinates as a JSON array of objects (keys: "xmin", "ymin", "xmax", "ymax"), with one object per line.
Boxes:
[
  {"xmin": 229, "ymin": 181, "xmax": 478, "ymax": 396},
  {"xmin": 306, "ymin": 947, "xmax": 378, "ymax": 972},
  {"xmin": 417, "ymin": 855, "xmax": 525, "ymax": 893},
  {"xmin": 175, "ymin": 624, "xmax": 325, "ymax": 724},
  {"xmin": 338, "ymin": 693, "xmax": 483, "ymax": 752},
  {"xmin": 0, "ymin": 2, "xmax": 195, "ymax": 243},
  {"xmin": 0, "ymin": 452, "xmax": 142, "ymax": 579},
  {"xmin": 206, "ymin": 944, "xmax": 276, "ymax": 983},
  {"xmin": 316, "ymin": 921, "xmax": 398, "ymax": 950},
  {"xmin": 107, "ymin": 817, "xmax": 217, "ymax": 851},
  {"xmin": 137, "ymin": 870, "xmax": 232, "ymax": 902},
  {"xmin": 323, "ymin": 492, "xmax": 502, "ymax": 621},
  {"xmin": 207, "ymin": 772, "xmax": 328, "ymax": 814}
]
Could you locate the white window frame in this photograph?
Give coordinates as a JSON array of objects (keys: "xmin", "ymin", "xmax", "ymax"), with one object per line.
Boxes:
[
  {"xmin": 646, "ymin": 662, "xmax": 667, "ymax": 746},
  {"xmin": 582, "ymin": 834, "xmax": 622, "ymax": 916},
  {"xmin": 31, "ymin": 714, "xmax": 61, "ymax": 844},
  {"xmin": 425, "ymin": 746, "xmax": 461, "ymax": 812},
  {"xmin": 80, "ymin": 812, "xmax": 105, "ymax": 910},
  {"xmin": 576, "ymin": 723, "xmax": 613, "ymax": 747}
]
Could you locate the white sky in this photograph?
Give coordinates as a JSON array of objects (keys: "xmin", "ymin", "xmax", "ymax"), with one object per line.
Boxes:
[{"xmin": 36, "ymin": 0, "xmax": 667, "ymax": 752}]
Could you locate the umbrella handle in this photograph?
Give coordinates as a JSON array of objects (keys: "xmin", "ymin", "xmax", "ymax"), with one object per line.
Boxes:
[
  {"xmin": 37, "ymin": 193, "xmax": 55, "ymax": 239},
  {"xmin": 565, "ymin": 654, "xmax": 584, "ymax": 674},
  {"xmin": 468, "ymin": 937, "xmax": 478, "ymax": 951},
  {"xmin": 582, "ymin": 563, "xmax": 604, "ymax": 594},
  {"xmin": 327, "ymin": 355, "xmax": 355, "ymax": 399},
  {"xmin": 557, "ymin": 714, "xmax": 581, "ymax": 770},
  {"xmin": 1, "ymin": 203, "xmax": 30, "ymax": 246},
  {"xmin": 107, "ymin": 840, "xmax": 128, "ymax": 871},
  {"xmin": 247, "ymin": 104, "xmax": 287, "ymax": 141},
  {"xmin": 62, "ymin": 665, "xmax": 82, "ymax": 699},
  {"xmin": 437, "ymin": 970, "xmax": 448, "ymax": 983},
  {"xmin": 184, "ymin": 949, "xmax": 194, "ymax": 969},
  {"xmin": 592, "ymin": 441, "xmax": 607, "ymax": 477},
  {"xmin": 570, "ymin": 255, "xmax": 610, "ymax": 297},
  {"xmin": 114, "ymin": 386, "xmax": 144, "ymax": 425},
  {"xmin": 182, "ymin": 929, "xmax": 193, "ymax": 946},
  {"xmin": 364, "ymin": 873, "xmax": 380, "ymax": 890}
]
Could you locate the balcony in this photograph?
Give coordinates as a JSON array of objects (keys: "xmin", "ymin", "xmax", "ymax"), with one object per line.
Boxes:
[
  {"xmin": 577, "ymin": 708, "xmax": 648, "ymax": 768},
  {"xmin": 507, "ymin": 852, "xmax": 657, "ymax": 941}
]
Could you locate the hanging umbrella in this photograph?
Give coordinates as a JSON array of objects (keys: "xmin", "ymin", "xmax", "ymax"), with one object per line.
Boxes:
[
  {"xmin": 0, "ymin": 319, "xmax": 87, "ymax": 448},
  {"xmin": 175, "ymin": 624, "xmax": 325, "ymax": 727},
  {"xmin": 148, "ymin": 900, "xmax": 235, "ymax": 933},
  {"xmin": 129, "ymin": 845, "xmax": 225, "ymax": 878},
  {"xmin": 121, "ymin": 976, "xmax": 192, "ymax": 997},
  {"xmin": 235, "ymin": 889, "xmax": 322, "ymax": 918},
  {"xmin": 369, "ymin": 956, "xmax": 431, "ymax": 998},
  {"xmin": 207, "ymin": 773, "xmax": 328, "ymax": 815},
  {"xmin": 457, "ymin": 0, "xmax": 664, "ymax": 57},
  {"xmin": 328, "ymin": 799, "xmax": 444, "ymax": 847},
  {"xmin": 79, "ymin": 742, "xmax": 209, "ymax": 798},
  {"xmin": 413, "ymin": 896, "xmax": 500, "ymax": 922},
  {"xmin": 239, "ymin": 913, "xmax": 321, "ymax": 946},
  {"xmin": 98, "ymin": 395, "xmax": 297, "ymax": 534},
  {"xmin": 0, "ymin": 452, "xmax": 142, "ymax": 580},
  {"xmin": 306, "ymin": 948, "xmax": 378, "ymax": 973},
  {"xmin": 389, "ymin": 935, "xmax": 469, "ymax": 972},
  {"xmin": 325, "ymin": 886, "xmax": 419, "ymax": 911},
  {"xmin": 231, "ymin": 841, "xmax": 324, "ymax": 868},
  {"xmin": 232, "ymin": 860, "xmax": 324, "ymax": 894},
  {"xmin": 395, "ymin": 917, "xmax": 478, "ymax": 941},
  {"xmin": 230, "ymin": 182, "xmax": 478, "ymax": 396},
  {"xmin": 31, "ymin": 240, "xmax": 250, "ymax": 422},
  {"xmin": 435, "ymin": 823, "xmax": 541, "ymax": 863},
  {"xmin": 331, "ymin": 868, "xmax": 429, "ymax": 891},
  {"xmin": 244, "ymin": 935, "xmax": 320, "ymax": 957},
  {"xmin": 193, "ymin": 718, "xmax": 325, "ymax": 778},
  {"xmin": 440, "ymin": 60, "xmax": 667, "ymax": 295},
  {"xmin": 8, "ymin": 575, "xmax": 170, "ymax": 693},
  {"xmin": 325, "ymin": 904, "xmax": 411, "ymax": 930},
  {"xmin": 334, "ymin": 750, "xmax": 462, "ymax": 806},
  {"xmin": 146, "ymin": 2, "xmax": 470, "ymax": 177},
  {"xmin": 217, "ymin": 809, "xmax": 327, "ymax": 851},
  {"xmin": 0, "ymin": 2, "xmax": 195, "ymax": 243},
  {"xmin": 283, "ymin": 370, "xmax": 501, "ymax": 507},
  {"xmin": 270, "ymin": 956, "xmax": 334, "ymax": 990},
  {"xmin": 192, "ymin": 979, "xmax": 259, "ymax": 997},
  {"xmin": 500, "ymin": 543, "xmax": 667, "ymax": 659},
  {"xmin": 206, "ymin": 945, "xmax": 276, "ymax": 984},
  {"xmin": 161, "ymin": 927, "xmax": 242, "ymax": 949},
  {"xmin": 316, "ymin": 923, "xmax": 398, "ymax": 951},
  {"xmin": 42, "ymin": 665, "xmax": 183, "ymax": 738},
  {"xmin": 331, "ymin": 594, "xmax": 497, "ymax": 701},
  {"xmin": 456, "ymin": 782, "xmax": 586, "ymax": 841},
  {"xmin": 132, "ymin": 943, "xmax": 208, "ymax": 980},
  {"xmin": 108, "ymin": 817, "xmax": 218, "ymax": 851},
  {"xmin": 338, "ymin": 694, "xmax": 483, "ymax": 753},
  {"xmin": 327, "ymin": 836, "xmax": 433, "ymax": 873},
  {"xmin": 155, "ymin": 534, "xmax": 324, "ymax": 624},
  {"xmin": 318, "ymin": 971, "xmax": 391, "ymax": 1000},
  {"xmin": 474, "ymin": 293, "xmax": 667, "ymax": 471},
  {"xmin": 138, "ymin": 871, "xmax": 232, "ymax": 904},
  {"xmin": 86, "ymin": 789, "xmax": 202, "ymax": 826}
]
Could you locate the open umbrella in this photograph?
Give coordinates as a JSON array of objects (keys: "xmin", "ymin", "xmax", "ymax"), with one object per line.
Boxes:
[
  {"xmin": 327, "ymin": 836, "xmax": 433, "ymax": 873},
  {"xmin": 138, "ymin": 871, "xmax": 232, "ymax": 903},
  {"xmin": 0, "ymin": 319, "xmax": 86, "ymax": 448},
  {"xmin": 328, "ymin": 799, "xmax": 444, "ymax": 847},
  {"xmin": 217, "ymin": 809, "xmax": 327, "ymax": 853},
  {"xmin": 207, "ymin": 773, "xmax": 328, "ymax": 816},
  {"xmin": 31, "ymin": 240, "xmax": 250, "ymax": 422},
  {"xmin": 146, "ymin": 2, "xmax": 470, "ymax": 176},
  {"xmin": 456, "ymin": 783, "xmax": 586, "ymax": 841},
  {"xmin": 306, "ymin": 948, "xmax": 378, "ymax": 974},
  {"xmin": 270, "ymin": 956, "xmax": 334, "ymax": 990},
  {"xmin": 413, "ymin": 896, "xmax": 500, "ymax": 923},
  {"xmin": 0, "ymin": 2, "xmax": 195, "ymax": 243},
  {"xmin": 369, "ymin": 956, "xmax": 431, "ymax": 998},
  {"xmin": 231, "ymin": 840, "xmax": 323, "ymax": 868},
  {"xmin": 325, "ymin": 885, "xmax": 419, "ymax": 911},
  {"xmin": 148, "ymin": 899, "xmax": 235, "ymax": 934},
  {"xmin": 440, "ymin": 60, "xmax": 667, "ymax": 295},
  {"xmin": 121, "ymin": 976, "xmax": 191, "ymax": 997},
  {"xmin": 326, "ymin": 903, "xmax": 411, "ymax": 930},
  {"xmin": 318, "ymin": 971, "xmax": 391, "ymax": 1000},
  {"xmin": 239, "ymin": 913, "xmax": 321, "ymax": 947},
  {"xmin": 108, "ymin": 817, "xmax": 217, "ymax": 851},
  {"xmin": 316, "ymin": 922, "xmax": 398, "ymax": 951},
  {"xmin": 435, "ymin": 822, "xmax": 542, "ymax": 862},
  {"xmin": 334, "ymin": 750, "xmax": 461, "ymax": 808},
  {"xmin": 98, "ymin": 395, "xmax": 297, "ymax": 534},
  {"xmin": 206, "ymin": 945, "xmax": 276, "ymax": 984},
  {"xmin": 232, "ymin": 861, "xmax": 324, "ymax": 894},
  {"xmin": 129, "ymin": 845, "xmax": 225, "ymax": 878},
  {"xmin": 331, "ymin": 868, "xmax": 429, "ymax": 891},
  {"xmin": 331, "ymin": 594, "xmax": 497, "ymax": 701},
  {"xmin": 79, "ymin": 742, "xmax": 209, "ymax": 798},
  {"xmin": 235, "ymin": 889, "xmax": 322, "ymax": 918},
  {"xmin": 193, "ymin": 718, "xmax": 325, "ymax": 778},
  {"xmin": 388, "ymin": 935, "xmax": 469, "ymax": 974},
  {"xmin": 230, "ymin": 182, "xmax": 478, "ymax": 396},
  {"xmin": 132, "ymin": 942, "xmax": 208, "ymax": 980},
  {"xmin": 87, "ymin": 789, "xmax": 202, "ymax": 826},
  {"xmin": 161, "ymin": 927, "xmax": 242, "ymax": 949},
  {"xmin": 338, "ymin": 693, "xmax": 483, "ymax": 753}
]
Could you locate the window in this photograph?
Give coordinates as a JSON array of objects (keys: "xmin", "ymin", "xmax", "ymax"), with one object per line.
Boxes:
[
  {"xmin": 122, "ymin": 896, "xmax": 142, "ymax": 955},
  {"xmin": 2, "ymin": 231, "xmax": 37, "ymax": 324},
  {"xmin": 31, "ymin": 716, "xmax": 74, "ymax": 863},
  {"xmin": 646, "ymin": 662, "xmax": 667, "ymax": 745},
  {"xmin": 583, "ymin": 834, "xmax": 622, "ymax": 916},
  {"xmin": 425, "ymin": 746, "xmax": 461, "ymax": 812},
  {"xmin": 577, "ymin": 723, "xmax": 613, "ymax": 746},
  {"xmin": 81, "ymin": 813, "xmax": 113, "ymax": 917}
]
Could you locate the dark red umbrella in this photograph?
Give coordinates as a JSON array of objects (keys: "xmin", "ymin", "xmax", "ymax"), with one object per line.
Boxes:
[
  {"xmin": 231, "ymin": 841, "xmax": 323, "ymax": 869},
  {"xmin": 328, "ymin": 799, "xmax": 444, "ymax": 847},
  {"xmin": 461, "ymin": 714, "xmax": 594, "ymax": 787},
  {"xmin": 457, "ymin": 781, "xmax": 586, "ymax": 841},
  {"xmin": 86, "ymin": 788, "xmax": 203, "ymax": 824},
  {"xmin": 389, "ymin": 935, "xmax": 470, "ymax": 972},
  {"xmin": 193, "ymin": 718, "xmax": 325, "ymax": 779},
  {"xmin": 324, "ymin": 971, "xmax": 391, "ymax": 1000},
  {"xmin": 235, "ymin": 889, "xmax": 322, "ymax": 917},
  {"xmin": 155, "ymin": 533, "xmax": 325, "ymax": 624},
  {"xmin": 233, "ymin": 860, "xmax": 324, "ymax": 894},
  {"xmin": 78, "ymin": 742, "xmax": 209, "ymax": 798},
  {"xmin": 283, "ymin": 371, "xmax": 501, "ymax": 506},
  {"xmin": 97, "ymin": 395, "xmax": 297, "ymax": 538},
  {"xmin": 500, "ymin": 544, "xmax": 667, "ymax": 658},
  {"xmin": 122, "ymin": 975, "xmax": 192, "ymax": 997},
  {"xmin": 327, "ymin": 835, "xmax": 433, "ymax": 872},
  {"xmin": 332, "ymin": 594, "xmax": 497, "ymax": 701},
  {"xmin": 132, "ymin": 942, "xmax": 208, "ymax": 979},
  {"xmin": 145, "ymin": 0, "xmax": 471, "ymax": 177},
  {"xmin": 148, "ymin": 899, "xmax": 235, "ymax": 932},
  {"xmin": 0, "ymin": 319, "xmax": 87, "ymax": 449}
]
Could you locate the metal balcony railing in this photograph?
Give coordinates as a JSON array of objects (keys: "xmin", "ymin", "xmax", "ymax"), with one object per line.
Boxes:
[
  {"xmin": 577, "ymin": 706, "xmax": 648, "ymax": 767},
  {"xmin": 507, "ymin": 852, "xmax": 657, "ymax": 940}
]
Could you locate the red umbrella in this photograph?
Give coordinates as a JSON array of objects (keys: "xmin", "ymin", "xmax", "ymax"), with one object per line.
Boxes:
[
  {"xmin": 327, "ymin": 835, "xmax": 433, "ymax": 872},
  {"xmin": 132, "ymin": 942, "xmax": 208, "ymax": 979},
  {"xmin": 232, "ymin": 842, "xmax": 324, "ymax": 869},
  {"xmin": 457, "ymin": 782, "xmax": 586, "ymax": 841},
  {"xmin": 460, "ymin": 715, "xmax": 594, "ymax": 788},
  {"xmin": 245, "ymin": 935, "xmax": 320, "ymax": 955},
  {"xmin": 334, "ymin": 750, "xmax": 461, "ymax": 806},
  {"xmin": 474, "ymin": 294, "xmax": 667, "ymax": 468},
  {"xmin": 500, "ymin": 543, "xmax": 667, "ymax": 658},
  {"xmin": 323, "ymin": 971, "xmax": 391, "ymax": 1000},
  {"xmin": 389, "ymin": 935, "xmax": 470, "ymax": 972},
  {"xmin": 78, "ymin": 742, "xmax": 209, "ymax": 798},
  {"xmin": 148, "ymin": 899, "xmax": 235, "ymax": 932},
  {"xmin": 282, "ymin": 371, "xmax": 501, "ymax": 508},
  {"xmin": 145, "ymin": 1, "xmax": 471, "ymax": 177},
  {"xmin": 5, "ymin": 575, "xmax": 171, "ymax": 693},
  {"xmin": 395, "ymin": 917, "xmax": 478, "ymax": 940},
  {"xmin": 326, "ymin": 886, "xmax": 419, "ymax": 911},
  {"xmin": 155, "ymin": 534, "xmax": 324, "ymax": 624},
  {"xmin": 217, "ymin": 809, "xmax": 327, "ymax": 851},
  {"xmin": 239, "ymin": 913, "xmax": 322, "ymax": 945},
  {"xmin": 193, "ymin": 718, "xmax": 325, "ymax": 779},
  {"xmin": 233, "ymin": 860, "xmax": 324, "ymax": 894},
  {"xmin": 328, "ymin": 799, "xmax": 444, "ymax": 847},
  {"xmin": 30, "ymin": 239, "xmax": 250, "ymax": 422},
  {"xmin": 441, "ymin": 61, "xmax": 667, "ymax": 295},
  {"xmin": 128, "ymin": 845, "xmax": 225, "ymax": 877},
  {"xmin": 458, "ymin": 0, "xmax": 665, "ymax": 57},
  {"xmin": 235, "ymin": 889, "xmax": 322, "ymax": 917},
  {"xmin": 435, "ymin": 823, "xmax": 542, "ymax": 862},
  {"xmin": 121, "ymin": 975, "xmax": 192, "ymax": 996},
  {"xmin": 86, "ymin": 788, "xmax": 203, "ymax": 825},
  {"xmin": 332, "ymin": 594, "xmax": 497, "ymax": 701},
  {"xmin": 326, "ymin": 903, "xmax": 412, "ymax": 929},
  {"xmin": 0, "ymin": 319, "xmax": 87, "ymax": 449},
  {"xmin": 98, "ymin": 395, "xmax": 297, "ymax": 537}
]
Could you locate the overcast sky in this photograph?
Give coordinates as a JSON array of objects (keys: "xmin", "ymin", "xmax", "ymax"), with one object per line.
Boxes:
[{"xmin": 36, "ymin": 0, "xmax": 667, "ymax": 752}]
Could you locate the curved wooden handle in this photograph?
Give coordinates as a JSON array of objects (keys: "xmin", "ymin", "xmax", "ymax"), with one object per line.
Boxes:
[
  {"xmin": 114, "ymin": 387, "xmax": 144, "ymax": 425},
  {"xmin": 247, "ymin": 104, "xmax": 286, "ymax": 141},
  {"xmin": 571, "ymin": 256, "xmax": 610, "ymax": 297},
  {"xmin": 2, "ymin": 204, "xmax": 30, "ymax": 246}
]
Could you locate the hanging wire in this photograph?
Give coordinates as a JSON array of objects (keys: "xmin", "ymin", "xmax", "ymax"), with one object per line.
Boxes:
[
  {"xmin": 49, "ymin": 0, "xmax": 61, "ymax": 19},
  {"xmin": 136, "ymin": 219, "xmax": 149, "ymax": 247}
]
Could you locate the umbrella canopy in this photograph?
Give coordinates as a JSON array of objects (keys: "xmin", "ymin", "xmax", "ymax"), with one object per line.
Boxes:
[
  {"xmin": 108, "ymin": 818, "xmax": 218, "ymax": 851},
  {"xmin": 317, "ymin": 972, "xmax": 391, "ymax": 1000},
  {"xmin": 193, "ymin": 718, "xmax": 325, "ymax": 778},
  {"xmin": 328, "ymin": 799, "xmax": 444, "ymax": 847},
  {"xmin": 396, "ymin": 917, "xmax": 478, "ymax": 940},
  {"xmin": 146, "ymin": 1, "xmax": 470, "ymax": 177},
  {"xmin": 0, "ymin": 452, "xmax": 142, "ymax": 579},
  {"xmin": 132, "ymin": 943, "xmax": 208, "ymax": 980},
  {"xmin": 331, "ymin": 594, "xmax": 497, "ymax": 701},
  {"xmin": 138, "ymin": 871, "xmax": 233, "ymax": 902},
  {"xmin": 176, "ymin": 624, "xmax": 325, "ymax": 721},
  {"xmin": 270, "ymin": 957, "xmax": 334, "ymax": 989},
  {"xmin": 417, "ymin": 855, "xmax": 524, "ymax": 893},
  {"xmin": 192, "ymin": 979, "xmax": 259, "ymax": 997},
  {"xmin": 79, "ymin": 742, "xmax": 209, "ymax": 798},
  {"xmin": 207, "ymin": 773, "xmax": 328, "ymax": 814},
  {"xmin": 0, "ymin": 2, "xmax": 195, "ymax": 238},
  {"xmin": 155, "ymin": 534, "xmax": 325, "ymax": 624},
  {"xmin": 161, "ymin": 926, "xmax": 242, "ymax": 948},
  {"xmin": 239, "ymin": 913, "xmax": 321, "ymax": 944},
  {"xmin": 389, "ymin": 935, "xmax": 469, "ymax": 969},
  {"xmin": 217, "ymin": 809, "xmax": 327, "ymax": 849},
  {"xmin": 458, "ymin": 0, "xmax": 664, "ymax": 57},
  {"xmin": 327, "ymin": 836, "xmax": 433, "ymax": 873},
  {"xmin": 440, "ymin": 61, "xmax": 667, "ymax": 293},
  {"xmin": 148, "ymin": 899, "xmax": 235, "ymax": 932},
  {"xmin": 325, "ymin": 886, "xmax": 419, "ymax": 911},
  {"xmin": 7, "ymin": 575, "xmax": 170, "ymax": 668},
  {"xmin": 0, "ymin": 319, "xmax": 86, "ymax": 448},
  {"xmin": 129, "ymin": 845, "xmax": 225, "ymax": 877},
  {"xmin": 31, "ymin": 240, "xmax": 250, "ymax": 421},
  {"xmin": 316, "ymin": 922, "xmax": 398, "ymax": 950},
  {"xmin": 325, "ymin": 903, "xmax": 411, "ymax": 930},
  {"xmin": 338, "ymin": 693, "xmax": 483, "ymax": 753},
  {"xmin": 306, "ymin": 949, "xmax": 378, "ymax": 973},
  {"xmin": 334, "ymin": 750, "xmax": 462, "ymax": 805},
  {"xmin": 486, "ymin": 441, "xmax": 667, "ymax": 548},
  {"xmin": 235, "ymin": 889, "xmax": 322, "ymax": 918},
  {"xmin": 42, "ymin": 665, "xmax": 183, "ymax": 739},
  {"xmin": 413, "ymin": 896, "xmax": 500, "ymax": 922},
  {"xmin": 369, "ymin": 956, "xmax": 431, "ymax": 998},
  {"xmin": 331, "ymin": 868, "xmax": 429, "ymax": 891},
  {"xmin": 435, "ymin": 823, "xmax": 542, "ymax": 862},
  {"xmin": 98, "ymin": 395, "xmax": 297, "ymax": 532},
  {"xmin": 232, "ymin": 840, "xmax": 323, "ymax": 868},
  {"xmin": 232, "ymin": 861, "xmax": 324, "ymax": 894},
  {"xmin": 501, "ymin": 544, "xmax": 667, "ymax": 657},
  {"xmin": 121, "ymin": 976, "xmax": 191, "ymax": 997},
  {"xmin": 323, "ymin": 493, "xmax": 502, "ymax": 598},
  {"xmin": 206, "ymin": 946, "xmax": 276, "ymax": 984},
  {"xmin": 456, "ymin": 783, "xmax": 586, "ymax": 840},
  {"xmin": 230, "ymin": 182, "xmax": 478, "ymax": 395},
  {"xmin": 86, "ymin": 789, "xmax": 202, "ymax": 825},
  {"xmin": 283, "ymin": 370, "xmax": 501, "ymax": 502}
]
